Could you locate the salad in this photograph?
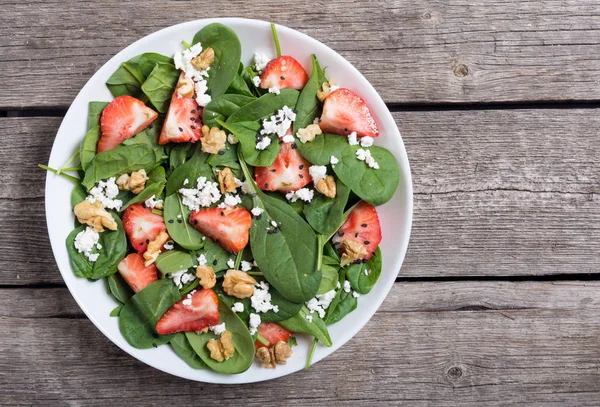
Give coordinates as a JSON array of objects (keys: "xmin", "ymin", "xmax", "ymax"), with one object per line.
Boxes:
[{"xmin": 41, "ymin": 22, "xmax": 400, "ymax": 374}]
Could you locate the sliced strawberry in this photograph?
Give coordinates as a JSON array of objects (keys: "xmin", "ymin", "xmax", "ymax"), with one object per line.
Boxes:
[
  {"xmin": 254, "ymin": 322, "xmax": 293, "ymax": 350},
  {"xmin": 98, "ymin": 95, "xmax": 158, "ymax": 152},
  {"xmin": 255, "ymin": 142, "xmax": 311, "ymax": 192},
  {"xmin": 117, "ymin": 253, "xmax": 158, "ymax": 293},
  {"xmin": 159, "ymin": 73, "xmax": 203, "ymax": 145},
  {"xmin": 156, "ymin": 288, "xmax": 220, "ymax": 335},
  {"xmin": 122, "ymin": 204, "xmax": 167, "ymax": 254},
  {"xmin": 319, "ymin": 88, "xmax": 379, "ymax": 138},
  {"xmin": 332, "ymin": 201, "xmax": 382, "ymax": 261},
  {"xmin": 189, "ymin": 207, "xmax": 251, "ymax": 253},
  {"xmin": 260, "ymin": 56, "xmax": 309, "ymax": 90}
]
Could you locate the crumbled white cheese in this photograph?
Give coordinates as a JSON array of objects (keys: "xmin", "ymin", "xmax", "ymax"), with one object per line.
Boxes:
[
  {"xmin": 227, "ymin": 258, "xmax": 235, "ymax": 269},
  {"xmin": 241, "ymin": 181, "xmax": 254, "ymax": 195},
  {"xmin": 305, "ymin": 314, "xmax": 313, "ymax": 322},
  {"xmin": 249, "ymin": 313, "xmax": 261, "ymax": 335},
  {"xmin": 329, "ymin": 84, "xmax": 340, "ymax": 92},
  {"xmin": 74, "ymin": 227, "xmax": 100, "ymax": 262},
  {"xmin": 309, "ymin": 165, "xmax": 327, "ymax": 183},
  {"xmin": 218, "ymin": 193, "xmax": 242, "ymax": 209},
  {"xmin": 183, "ymin": 178, "xmax": 189, "ymax": 186},
  {"xmin": 195, "ymin": 79, "xmax": 211, "ymax": 107},
  {"xmin": 251, "ymin": 207, "xmax": 264, "ymax": 217},
  {"xmin": 96, "ymin": 243, "xmax": 102, "ymax": 250},
  {"xmin": 305, "ymin": 289, "xmax": 337, "ymax": 318},
  {"xmin": 364, "ymin": 269, "xmax": 370, "ymax": 276},
  {"xmin": 144, "ymin": 194, "xmax": 163, "ymax": 209},
  {"xmin": 227, "ymin": 133, "xmax": 238, "ymax": 144},
  {"xmin": 182, "ymin": 292, "xmax": 194, "ymax": 306},
  {"xmin": 251, "ymin": 281, "xmax": 279, "ymax": 313},
  {"xmin": 282, "ymin": 134, "xmax": 295, "ymax": 144},
  {"xmin": 270, "ymin": 220, "xmax": 278, "ymax": 228},
  {"xmin": 252, "ymin": 75, "xmax": 261, "ymax": 87},
  {"xmin": 87, "ymin": 177, "xmax": 123, "ymax": 210},
  {"xmin": 177, "ymin": 214, "xmax": 182, "ymax": 219},
  {"xmin": 352, "ymin": 291, "xmax": 360, "ymax": 298},
  {"xmin": 260, "ymin": 106, "xmax": 296, "ymax": 138},
  {"xmin": 209, "ymin": 323, "xmax": 227, "ymax": 335},
  {"xmin": 330, "ymin": 156, "xmax": 339, "ymax": 165},
  {"xmin": 336, "ymin": 281, "xmax": 341, "ymax": 289},
  {"xmin": 285, "ymin": 188, "xmax": 314, "ymax": 203},
  {"xmin": 163, "ymin": 241, "xmax": 174, "ymax": 250},
  {"xmin": 360, "ymin": 136, "xmax": 374, "ymax": 148},
  {"xmin": 232, "ymin": 302, "xmax": 245, "ymax": 313},
  {"xmin": 197, "ymin": 254, "xmax": 207, "ymax": 266},
  {"xmin": 347, "ymin": 131, "xmax": 359, "ymax": 146},
  {"xmin": 173, "ymin": 43, "xmax": 210, "ymax": 81},
  {"xmin": 170, "ymin": 269, "xmax": 196, "ymax": 289},
  {"xmin": 179, "ymin": 176, "xmax": 222, "ymax": 211},
  {"xmin": 254, "ymin": 52, "xmax": 271, "ymax": 72},
  {"xmin": 268, "ymin": 86, "xmax": 281, "ymax": 95},
  {"xmin": 313, "ymin": 117, "xmax": 321, "ymax": 124},
  {"xmin": 343, "ymin": 280, "xmax": 351, "ymax": 293},
  {"xmin": 255, "ymin": 135, "xmax": 272, "ymax": 151},
  {"xmin": 356, "ymin": 148, "xmax": 379, "ymax": 169},
  {"xmin": 240, "ymin": 260, "xmax": 253, "ymax": 272}
]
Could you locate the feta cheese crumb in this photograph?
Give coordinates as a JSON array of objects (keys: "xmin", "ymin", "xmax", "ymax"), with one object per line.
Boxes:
[
  {"xmin": 197, "ymin": 254, "xmax": 207, "ymax": 266},
  {"xmin": 356, "ymin": 148, "xmax": 367, "ymax": 161},
  {"xmin": 241, "ymin": 181, "xmax": 254, "ymax": 195},
  {"xmin": 356, "ymin": 148, "xmax": 379, "ymax": 169},
  {"xmin": 252, "ymin": 75, "xmax": 261, "ymax": 87},
  {"xmin": 163, "ymin": 241, "xmax": 174, "ymax": 250},
  {"xmin": 87, "ymin": 177, "xmax": 123, "ymax": 210},
  {"xmin": 285, "ymin": 188, "xmax": 314, "ymax": 203},
  {"xmin": 255, "ymin": 135, "xmax": 272, "ymax": 151},
  {"xmin": 227, "ymin": 258, "xmax": 235, "ymax": 269},
  {"xmin": 183, "ymin": 178, "xmax": 189, "ymax": 186},
  {"xmin": 270, "ymin": 220, "xmax": 278, "ymax": 228},
  {"xmin": 218, "ymin": 193, "xmax": 242, "ymax": 209},
  {"xmin": 282, "ymin": 134, "xmax": 295, "ymax": 144},
  {"xmin": 179, "ymin": 176, "xmax": 222, "ymax": 211},
  {"xmin": 254, "ymin": 52, "xmax": 271, "ymax": 72},
  {"xmin": 96, "ymin": 243, "xmax": 102, "ymax": 250},
  {"xmin": 330, "ymin": 156, "xmax": 339, "ymax": 165},
  {"xmin": 251, "ymin": 281, "xmax": 279, "ymax": 313},
  {"xmin": 209, "ymin": 323, "xmax": 227, "ymax": 335},
  {"xmin": 174, "ymin": 43, "xmax": 209, "ymax": 81},
  {"xmin": 249, "ymin": 313, "xmax": 261, "ymax": 335},
  {"xmin": 241, "ymin": 260, "xmax": 253, "ymax": 272},
  {"xmin": 343, "ymin": 280, "xmax": 351, "ymax": 293},
  {"xmin": 305, "ymin": 289, "xmax": 337, "ymax": 318},
  {"xmin": 305, "ymin": 314, "xmax": 313, "ymax": 322},
  {"xmin": 195, "ymin": 79, "xmax": 212, "ymax": 107},
  {"xmin": 170, "ymin": 269, "xmax": 196, "ymax": 289},
  {"xmin": 74, "ymin": 227, "xmax": 100, "ymax": 262},
  {"xmin": 144, "ymin": 195, "xmax": 164, "ymax": 209},
  {"xmin": 227, "ymin": 133, "xmax": 238, "ymax": 144},
  {"xmin": 347, "ymin": 131, "xmax": 359, "ymax": 146},
  {"xmin": 268, "ymin": 86, "xmax": 281, "ymax": 95},
  {"xmin": 364, "ymin": 269, "xmax": 370, "ymax": 276},
  {"xmin": 232, "ymin": 302, "xmax": 245, "ymax": 313},
  {"xmin": 251, "ymin": 207, "xmax": 264, "ymax": 217},
  {"xmin": 352, "ymin": 291, "xmax": 360, "ymax": 298},
  {"xmin": 182, "ymin": 292, "xmax": 194, "ymax": 306},
  {"xmin": 260, "ymin": 105, "xmax": 296, "ymax": 138},
  {"xmin": 360, "ymin": 136, "xmax": 374, "ymax": 148},
  {"xmin": 308, "ymin": 165, "xmax": 327, "ymax": 183},
  {"xmin": 336, "ymin": 281, "xmax": 341, "ymax": 289}
]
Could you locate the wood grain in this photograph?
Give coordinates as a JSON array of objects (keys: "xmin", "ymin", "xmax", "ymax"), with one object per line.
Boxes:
[
  {"xmin": 2, "ymin": 0, "xmax": 600, "ymax": 108},
  {"xmin": 2, "ymin": 282, "xmax": 600, "ymax": 406},
  {"xmin": 1, "ymin": 108, "xmax": 598, "ymax": 285}
]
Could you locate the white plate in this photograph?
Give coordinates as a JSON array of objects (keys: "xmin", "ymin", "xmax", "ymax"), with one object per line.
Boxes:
[{"xmin": 44, "ymin": 18, "xmax": 413, "ymax": 383}]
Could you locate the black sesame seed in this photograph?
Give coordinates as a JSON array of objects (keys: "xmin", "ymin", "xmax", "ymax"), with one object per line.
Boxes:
[
  {"xmin": 280, "ymin": 75, "xmax": 285, "ymax": 80},
  {"xmin": 218, "ymin": 150, "xmax": 225, "ymax": 155},
  {"xmin": 291, "ymin": 143, "xmax": 297, "ymax": 149},
  {"xmin": 193, "ymin": 220, "xmax": 198, "ymax": 225},
  {"xmin": 152, "ymin": 333, "xmax": 159, "ymax": 339},
  {"xmin": 344, "ymin": 127, "xmax": 348, "ymax": 132},
  {"xmin": 338, "ymin": 231, "xmax": 344, "ymax": 237},
  {"xmin": 191, "ymin": 125, "xmax": 196, "ymax": 129},
  {"xmin": 264, "ymin": 183, "xmax": 269, "ymax": 189},
  {"xmin": 213, "ymin": 259, "xmax": 218, "ymax": 265},
  {"xmin": 191, "ymin": 109, "xmax": 197, "ymax": 114},
  {"xmin": 129, "ymin": 207, "xmax": 134, "ymax": 211},
  {"xmin": 152, "ymin": 343, "xmax": 158, "ymax": 348},
  {"xmin": 299, "ymin": 164, "xmax": 304, "ymax": 169},
  {"xmin": 190, "ymin": 117, "xmax": 195, "ymax": 121},
  {"xmin": 299, "ymin": 174, "xmax": 304, "ymax": 179},
  {"xmin": 177, "ymin": 219, "xmax": 182, "ymax": 223},
  {"xmin": 364, "ymin": 240, "xmax": 370, "ymax": 245},
  {"xmin": 179, "ymin": 127, "xmax": 183, "ymax": 132},
  {"xmin": 146, "ymin": 239, "xmax": 150, "ymax": 244},
  {"xmin": 188, "ymin": 138, "xmax": 193, "ymax": 142},
  {"xmin": 139, "ymin": 242, "xmax": 144, "ymax": 246},
  {"xmin": 361, "ymin": 223, "xmax": 368, "ymax": 227},
  {"xmin": 270, "ymin": 169, "xmax": 276, "ymax": 173},
  {"xmin": 355, "ymin": 233, "xmax": 359, "ymax": 238},
  {"xmin": 168, "ymin": 219, "xmax": 174, "ymax": 223},
  {"xmin": 221, "ymin": 211, "xmax": 225, "ymax": 216}
]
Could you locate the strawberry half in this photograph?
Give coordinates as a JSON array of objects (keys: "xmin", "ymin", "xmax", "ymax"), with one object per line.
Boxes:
[
  {"xmin": 255, "ymin": 322, "xmax": 293, "ymax": 350},
  {"xmin": 332, "ymin": 201, "xmax": 382, "ymax": 261},
  {"xmin": 159, "ymin": 73, "xmax": 203, "ymax": 145},
  {"xmin": 189, "ymin": 207, "xmax": 252, "ymax": 253},
  {"xmin": 319, "ymin": 88, "xmax": 379, "ymax": 138},
  {"xmin": 260, "ymin": 56, "xmax": 309, "ymax": 90},
  {"xmin": 156, "ymin": 289, "xmax": 220, "ymax": 335},
  {"xmin": 117, "ymin": 253, "xmax": 158, "ymax": 293},
  {"xmin": 122, "ymin": 204, "xmax": 167, "ymax": 254},
  {"xmin": 98, "ymin": 95, "xmax": 158, "ymax": 152},
  {"xmin": 254, "ymin": 141, "xmax": 311, "ymax": 192}
]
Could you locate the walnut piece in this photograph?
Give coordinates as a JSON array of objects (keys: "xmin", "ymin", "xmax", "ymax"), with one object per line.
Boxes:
[
  {"xmin": 340, "ymin": 239, "xmax": 369, "ymax": 267},
  {"xmin": 195, "ymin": 265, "xmax": 216, "ymax": 289},
  {"xmin": 143, "ymin": 231, "xmax": 170, "ymax": 266},
  {"xmin": 296, "ymin": 124, "xmax": 322, "ymax": 144},
  {"xmin": 317, "ymin": 80, "xmax": 337, "ymax": 102},
  {"xmin": 74, "ymin": 199, "xmax": 118, "ymax": 232},
  {"xmin": 217, "ymin": 167, "xmax": 238, "ymax": 194},
  {"xmin": 201, "ymin": 125, "xmax": 227, "ymax": 154},
  {"xmin": 222, "ymin": 269, "xmax": 256, "ymax": 299},
  {"xmin": 315, "ymin": 175, "xmax": 336, "ymax": 198},
  {"xmin": 191, "ymin": 47, "xmax": 215, "ymax": 71},
  {"xmin": 176, "ymin": 76, "xmax": 195, "ymax": 98},
  {"xmin": 256, "ymin": 341, "xmax": 293, "ymax": 369},
  {"xmin": 116, "ymin": 169, "xmax": 148, "ymax": 194},
  {"xmin": 207, "ymin": 331, "xmax": 235, "ymax": 362}
]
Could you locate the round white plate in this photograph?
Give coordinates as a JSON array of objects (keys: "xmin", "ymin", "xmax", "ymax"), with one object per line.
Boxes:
[{"xmin": 45, "ymin": 18, "xmax": 413, "ymax": 383}]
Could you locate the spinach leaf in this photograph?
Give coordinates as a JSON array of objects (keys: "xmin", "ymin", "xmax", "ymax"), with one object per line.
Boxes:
[
  {"xmin": 66, "ymin": 224, "xmax": 93, "ymax": 278},
  {"xmin": 207, "ymin": 143, "xmax": 240, "ymax": 171},
  {"xmin": 141, "ymin": 62, "xmax": 179, "ymax": 113},
  {"xmin": 87, "ymin": 101, "xmax": 109, "ymax": 131},
  {"xmin": 119, "ymin": 279, "xmax": 181, "ymax": 349},
  {"xmin": 203, "ymin": 94, "xmax": 255, "ymax": 128},
  {"xmin": 219, "ymin": 120, "xmax": 279, "ymax": 167},
  {"xmin": 169, "ymin": 143, "xmax": 193, "ymax": 171},
  {"xmin": 214, "ymin": 282, "xmax": 251, "ymax": 324},
  {"xmin": 324, "ymin": 287, "xmax": 357, "ymax": 325},
  {"xmin": 240, "ymin": 65, "xmax": 262, "ymax": 96},
  {"xmin": 346, "ymin": 247, "xmax": 382, "ymax": 294},
  {"xmin": 279, "ymin": 306, "xmax": 332, "ymax": 346},
  {"xmin": 70, "ymin": 184, "xmax": 88, "ymax": 209},
  {"xmin": 185, "ymin": 300, "xmax": 254, "ymax": 374},
  {"xmin": 323, "ymin": 242, "xmax": 340, "ymax": 262},
  {"xmin": 170, "ymin": 333, "xmax": 208, "ymax": 369},
  {"xmin": 293, "ymin": 55, "xmax": 324, "ymax": 135},
  {"xmin": 80, "ymin": 126, "xmax": 101, "ymax": 171},
  {"xmin": 123, "ymin": 120, "xmax": 165, "ymax": 163},
  {"xmin": 110, "ymin": 304, "xmax": 124, "ymax": 317},
  {"xmin": 106, "ymin": 53, "xmax": 172, "ymax": 98},
  {"xmin": 121, "ymin": 166, "xmax": 167, "ymax": 210},
  {"xmin": 226, "ymin": 73, "xmax": 255, "ymax": 97},
  {"xmin": 298, "ymin": 134, "xmax": 400, "ymax": 205},
  {"xmin": 165, "ymin": 148, "xmax": 211, "ymax": 196},
  {"xmin": 304, "ymin": 178, "xmax": 350, "ymax": 236},
  {"xmin": 82, "ymin": 144, "xmax": 158, "ymax": 190},
  {"xmin": 317, "ymin": 264, "xmax": 339, "ymax": 295},
  {"xmin": 192, "ymin": 23, "xmax": 242, "ymax": 99},
  {"xmin": 195, "ymin": 237, "xmax": 232, "ymax": 274},
  {"xmin": 163, "ymin": 193, "xmax": 205, "ymax": 250},
  {"xmin": 107, "ymin": 273, "xmax": 134, "ymax": 304},
  {"xmin": 155, "ymin": 250, "xmax": 194, "ymax": 277},
  {"xmin": 258, "ymin": 283, "xmax": 303, "ymax": 323},
  {"xmin": 226, "ymin": 89, "xmax": 299, "ymax": 123}
]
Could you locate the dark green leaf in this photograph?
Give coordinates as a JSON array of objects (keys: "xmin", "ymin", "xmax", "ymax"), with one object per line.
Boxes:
[
  {"xmin": 110, "ymin": 304, "xmax": 124, "ymax": 317},
  {"xmin": 317, "ymin": 264, "xmax": 339, "ymax": 295},
  {"xmin": 304, "ymin": 178, "xmax": 350, "ymax": 236},
  {"xmin": 279, "ymin": 307, "xmax": 332, "ymax": 346},
  {"xmin": 324, "ymin": 287, "xmax": 358, "ymax": 325},
  {"xmin": 121, "ymin": 166, "xmax": 167, "ymax": 210},
  {"xmin": 346, "ymin": 247, "xmax": 382, "ymax": 294},
  {"xmin": 194, "ymin": 237, "xmax": 233, "ymax": 274},
  {"xmin": 106, "ymin": 53, "xmax": 172, "ymax": 99},
  {"xmin": 80, "ymin": 126, "xmax": 101, "ymax": 172},
  {"xmin": 163, "ymin": 193, "xmax": 205, "ymax": 251},
  {"xmin": 226, "ymin": 89, "xmax": 299, "ymax": 123},
  {"xmin": 107, "ymin": 273, "xmax": 134, "ymax": 304},
  {"xmin": 165, "ymin": 147, "xmax": 212, "ymax": 196},
  {"xmin": 225, "ymin": 73, "xmax": 255, "ymax": 97},
  {"xmin": 170, "ymin": 333, "xmax": 208, "ymax": 369},
  {"xmin": 70, "ymin": 184, "xmax": 88, "ymax": 209},
  {"xmin": 258, "ymin": 283, "xmax": 303, "ymax": 323},
  {"xmin": 293, "ymin": 55, "xmax": 324, "ymax": 135},
  {"xmin": 141, "ymin": 62, "xmax": 180, "ymax": 113},
  {"xmin": 202, "ymin": 94, "xmax": 255, "ymax": 128},
  {"xmin": 207, "ymin": 143, "xmax": 240, "ymax": 170},
  {"xmin": 87, "ymin": 101, "xmax": 109, "ymax": 131},
  {"xmin": 155, "ymin": 250, "xmax": 194, "ymax": 276},
  {"xmin": 220, "ymin": 121, "xmax": 279, "ymax": 167}
]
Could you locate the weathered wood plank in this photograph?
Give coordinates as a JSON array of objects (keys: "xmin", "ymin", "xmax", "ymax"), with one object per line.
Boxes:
[
  {"xmin": 1, "ymin": 108, "xmax": 598, "ymax": 284},
  {"xmin": 2, "ymin": 282, "xmax": 600, "ymax": 406},
  {"xmin": 2, "ymin": 0, "xmax": 600, "ymax": 108}
]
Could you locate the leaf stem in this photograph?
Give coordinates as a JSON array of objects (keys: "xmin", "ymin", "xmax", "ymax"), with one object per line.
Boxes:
[
  {"xmin": 57, "ymin": 150, "xmax": 81, "ymax": 174},
  {"xmin": 305, "ymin": 338, "xmax": 318, "ymax": 370},
  {"xmin": 38, "ymin": 164, "xmax": 80, "ymax": 184},
  {"xmin": 316, "ymin": 234, "xmax": 325, "ymax": 271},
  {"xmin": 246, "ymin": 271, "xmax": 264, "ymax": 277},
  {"xmin": 181, "ymin": 40, "xmax": 191, "ymax": 49},
  {"xmin": 234, "ymin": 250, "xmax": 244, "ymax": 270},
  {"xmin": 59, "ymin": 166, "xmax": 82, "ymax": 172},
  {"xmin": 270, "ymin": 23, "xmax": 282, "ymax": 57},
  {"xmin": 151, "ymin": 209, "xmax": 163, "ymax": 216},
  {"xmin": 256, "ymin": 333, "xmax": 269, "ymax": 346}
]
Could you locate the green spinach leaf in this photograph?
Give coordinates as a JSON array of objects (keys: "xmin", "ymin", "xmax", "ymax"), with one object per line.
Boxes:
[
  {"xmin": 107, "ymin": 273, "xmax": 134, "ymax": 304},
  {"xmin": 304, "ymin": 178, "xmax": 350, "ymax": 236},
  {"xmin": 324, "ymin": 287, "xmax": 358, "ymax": 325},
  {"xmin": 165, "ymin": 147, "xmax": 211, "ymax": 196},
  {"xmin": 170, "ymin": 333, "xmax": 208, "ymax": 369},
  {"xmin": 346, "ymin": 247, "xmax": 382, "ymax": 294},
  {"xmin": 194, "ymin": 238, "xmax": 232, "ymax": 274},
  {"xmin": 226, "ymin": 89, "xmax": 299, "ymax": 123},
  {"xmin": 106, "ymin": 53, "xmax": 172, "ymax": 99},
  {"xmin": 87, "ymin": 101, "xmax": 109, "ymax": 131},
  {"xmin": 207, "ymin": 143, "xmax": 240, "ymax": 171},
  {"xmin": 317, "ymin": 264, "xmax": 339, "ymax": 295},
  {"xmin": 292, "ymin": 54, "xmax": 324, "ymax": 135},
  {"xmin": 219, "ymin": 120, "xmax": 279, "ymax": 167},
  {"xmin": 121, "ymin": 166, "xmax": 167, "ymax": 210},
  {"xmin": 70, "ymin": 184, "xmax": 88, "ymax": 209},
  {"xmin": 257, "ymin": 283, "xmax": 303, "ymax": 323},
  {"xmin": 203, "ymin": 94, "xmax": 255, "ymax": 128},
  {"xmin": 80, "ymin": 126, "xmax": 101, "ymax": 172},
  {"xmin": 226, "ymin": 73, "xmax": 255, "ymax": 97},
  {"xmin": 155, "ymin": 250, "xmax": 194, "ymax": 276},
  {"xmin": 141, "ymin": 62, "xmax": 179, "ymax": 113},
  {"xmin": 163, "ymin": 193, "xmax": 205, "ymax": 251},
  {"xmin": 279, "ymin": 306, "xmax": 332, "ymax": 346}
]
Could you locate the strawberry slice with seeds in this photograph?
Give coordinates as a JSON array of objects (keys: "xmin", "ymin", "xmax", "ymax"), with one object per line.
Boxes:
[
  {"xmin": 156, "ymin": 289, "xmax": 220, "ymax": 335},
  {"xmin": 254, "ymin": 141, "xmax": 311, "ymax": 192},
  {"xmin": 117, "ymin": 253, "xmax": 158, "ymax": 293},
  {"xmin": 319, "ymin": 88, "xmax": 379, "ymax": 138},
  {"xmin": 255, "ymin": 322, "xmax": 294, "ymax": 350},
  {"xmin": 122, "ymin": 203, "xmax": 167, "ymax": 254},
  {"xmin": 260, "ymin": 56, "xmax": 309, "ymax": 90},
  {"xmin": 98, "ymin": 95, "xmax": 159, "ymax": 152},
  {"xmin": 189, "ymin": 207, "xmax": 252, "ymax": 253},
  {"xmin": 159, "ymin": 73, "xmax": 203, "ymax": 145},
  {"xmin": 332, "ymin": 201, "xmax": 382, "ymax": 261}
]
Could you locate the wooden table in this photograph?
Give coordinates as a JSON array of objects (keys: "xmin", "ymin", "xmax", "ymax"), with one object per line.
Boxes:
[{"xmin": 2, "ymin": 1, "xmax": 599, "ymax": 405}]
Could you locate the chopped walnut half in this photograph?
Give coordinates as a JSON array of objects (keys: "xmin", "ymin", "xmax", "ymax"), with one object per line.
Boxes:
[
  {"xmin": 317, "ymin": 80, "xmax": 337, "ymax": 102},
  {"xmin": 176, "ymin": 76, "xmax": 195, "ymax": 98},
  {"xmin": 256, "ymin": 341, "xmax": 293, "ymax": 368},
  {"xmin": 143, "ymin": 231, "xmax": 170, "ymax": 266},
  {"xmin": 74, "ymin": 199, "xmax": 118, "ymax": 232},
  {"xmin": 207, "ymin": 331, "xmax": 235, "ymax": 362},
  {"xmin": 223, "ymin": 269, "xmax": 256, "ymax": 299},
  {"xmin": 191, "ymin": 47, "xmax": 215, "ymax": 71},
  {"xmin": 195, "ymin": 265, "xmax": 216, "ymax": 289},
  {"xmin": 296, "ymin": 124, "xmax": 322, "ymax": 144},
  {"xmin": 116, "ymin": 169, "xmax": 148, "ymax": 195},
  {"xmin": 217, "ymin": 167, "xmax": 238, "ymax": 194},
  {"xmin": 340, "ymin": 239, "xmax": 369, "ymax": 267},
  {"xmin": 201, "ymin": 125, "xmax": 227, "ymax": 154},
  {"xmin": 315, "ymin": 175, "xmax": 336, "ymax": 198}
]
